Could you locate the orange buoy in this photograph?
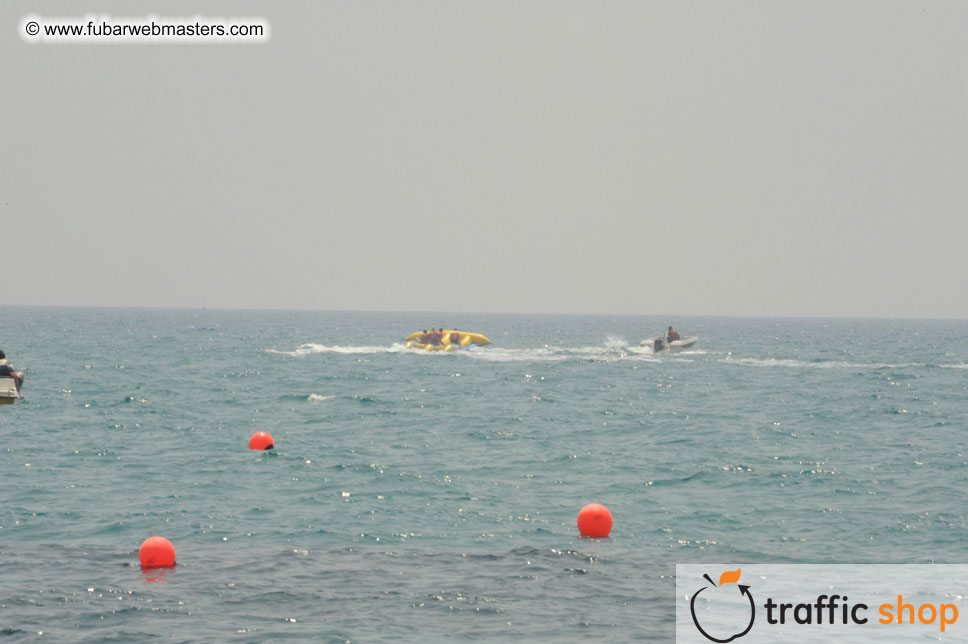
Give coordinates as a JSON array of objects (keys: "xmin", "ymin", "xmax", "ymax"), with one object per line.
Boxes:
[
  {"xmin": 577, "ymin": 503, "xmax": 613, "ymax": 538},
  {"xmin": 249, "ymin": 431, "xmax": 274, "ymax": 450},
  {"xmin": 139, "ymin": 536, "xmax": 176, "ymax": 569}
]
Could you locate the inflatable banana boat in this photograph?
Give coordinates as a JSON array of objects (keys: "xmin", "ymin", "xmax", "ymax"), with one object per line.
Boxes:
[{"xmin": 405, "ymin": 330, "xmax": 491, "ymax": 352}]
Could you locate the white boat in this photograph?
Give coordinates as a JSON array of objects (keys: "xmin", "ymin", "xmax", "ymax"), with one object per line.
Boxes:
[
  {"xmin": 639, "ymin": 335, "xmax": 698, "ymax": 353},
  {"xmin": 0, "ymin": 376, "xmax": 19, "ymax": 404}
]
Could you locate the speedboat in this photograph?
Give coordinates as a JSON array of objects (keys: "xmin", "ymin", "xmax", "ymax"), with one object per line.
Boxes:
[
  {"xmin": 640, "ymin": 335, "xmax": 698, "ymax": 353},
  {"xmin": 405, "ymin": 330, "xmax": 491, "ymax": 352},
  {"xmin": 0, "ymin": 376, "xmax": 20, "ymax": 404}
]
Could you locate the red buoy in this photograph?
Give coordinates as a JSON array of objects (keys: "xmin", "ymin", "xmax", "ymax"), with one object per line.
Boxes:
[
  {"xmin": 139, "ymin": 536, "xmax": 176, "ymax": 569},
  {"xmin": 249, "ymin": 431, "xmax": 274, "ymax": 450},
  {"xmin": 577, "ymin": 503, "xmax": 613, "ymax": 538}
]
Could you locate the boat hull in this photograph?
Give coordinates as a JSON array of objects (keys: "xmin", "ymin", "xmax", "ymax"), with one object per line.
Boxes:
[
  {"xmin": 639, "ymin": 336, "xmax": 698, "ymax": 353},
  {"xmin": 0, "ymin": 377, "xmax": 19, "ymax": 404},
  {"xmin": 405, "ymin": 341, "xmax": 478, "ymax": 352}
]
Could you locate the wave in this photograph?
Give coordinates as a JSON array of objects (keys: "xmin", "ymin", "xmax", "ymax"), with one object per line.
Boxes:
[
  {"xmin": 720, "ymin": 357, "xmax": 860, "ymax": 369},
  {"xmin": 458, "ymin": 341, "xmax": 665, "ymax": 363},
  {"xmin": 307, "ymin": 394, "xmax": 335, "ymax": 403},
  {"xmin": 720, "ymin": 357, "xmax": 968, "ymax": 370},
  {"xmin": 603, "ymin": 335, "xmax": 630, "ymax": 351},
  {"xmin": 267, "ymin": 343, "xmax": 410, "ymax": 357},
  {"xmin": 268, "ymin": 340, "xmax": 968, "ymax": 369},
  {"xmin": 466, "ymin": 349, "xmax": 666, "ymax": 363},
  {"xmin": 268, "ymin": 338, "xmax": 677, "ymax": 363}
]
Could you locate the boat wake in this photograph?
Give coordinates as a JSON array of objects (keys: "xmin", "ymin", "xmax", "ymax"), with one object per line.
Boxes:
[
  {"xmin": 267, "ymin": 343, "xmax": 410, "ymax": 357},
  {"xmin": 268, "ymin": 342, "xmax": 964, "ymax": 370},
  {"xmin": 267, "ymin": 337, "xmax": 701, "ymax": 363},
  {"xmin": 460, "ymin": 345, "xmax": 665, "ymax": 363},
  {"xmin": 719, "ymin": 357, "xmax": 968, "ymax": 370}
]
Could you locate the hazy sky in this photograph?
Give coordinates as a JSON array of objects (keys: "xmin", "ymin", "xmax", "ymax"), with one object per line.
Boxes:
[{"xmin": 4, "ymin": 1, "xmax": 967, "ymax": 317}]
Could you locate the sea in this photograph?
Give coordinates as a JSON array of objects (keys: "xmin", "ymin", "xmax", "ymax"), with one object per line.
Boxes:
[{"xmin": 1, "ymin": 307, "xmax": 967, "ymax": 642}]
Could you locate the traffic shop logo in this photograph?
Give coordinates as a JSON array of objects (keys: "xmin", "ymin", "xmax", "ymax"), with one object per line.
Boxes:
[{"xmin": 690, "ymin": 568, "xmax": 755, "ymax": 643}]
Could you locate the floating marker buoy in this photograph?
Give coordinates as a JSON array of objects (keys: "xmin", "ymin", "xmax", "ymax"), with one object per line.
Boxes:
[
  {"xmin": 249, "ymin": 431, "xmax": 274, "ymax": 450},
  {"xmin": 139, "ymin": 536, "xmax": 176, "ymax": 569},
  {"xmin": 577, "ymin": 503, "xmax": 612, "ymax": 538}
]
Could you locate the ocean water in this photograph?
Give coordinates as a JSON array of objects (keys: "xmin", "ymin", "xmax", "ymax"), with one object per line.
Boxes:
[{"xmin": 1, "ymin": 307, "xmax": 967, "ymax": 642}]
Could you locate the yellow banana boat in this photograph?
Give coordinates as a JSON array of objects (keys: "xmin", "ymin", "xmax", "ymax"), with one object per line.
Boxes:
[{"xmin": 405, "ymin": 330, "xmax": 491, "ymax": 351}]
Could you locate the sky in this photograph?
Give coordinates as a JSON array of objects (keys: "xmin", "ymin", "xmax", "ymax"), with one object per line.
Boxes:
[{"xmin": 3, "ymin": 1, "xmax": 967, "ymax": 318}]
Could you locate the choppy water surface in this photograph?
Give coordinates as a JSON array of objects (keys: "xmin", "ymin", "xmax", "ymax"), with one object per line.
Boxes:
[{"xmin": 2, "ymin": 308, "xmax": 967, "ymax": 641}]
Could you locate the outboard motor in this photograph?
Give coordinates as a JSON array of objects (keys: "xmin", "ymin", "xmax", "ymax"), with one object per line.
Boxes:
[{"xmin": 654, "ymin": 337, "xmax": 665, "ymax": 352}]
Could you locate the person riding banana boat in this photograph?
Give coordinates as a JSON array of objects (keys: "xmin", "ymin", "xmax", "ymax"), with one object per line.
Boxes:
[{"xmin": 405, "ymin": 328, "xmax": 491, "ymax": 351}]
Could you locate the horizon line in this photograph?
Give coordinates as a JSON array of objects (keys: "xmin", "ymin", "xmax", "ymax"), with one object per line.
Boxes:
[{"xmin": 0, "ymin": 303, "xmax": 965, "ymax": 323}]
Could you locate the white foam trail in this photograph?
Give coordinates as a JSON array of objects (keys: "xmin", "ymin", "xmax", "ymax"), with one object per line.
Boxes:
[
  {"xmin": 462, "ymin": 344, "xmax": 662, "ymax": 363},
  {"xmin": 269, "ymin": 340, "xmax": 695, "ymax": 363},
  {"xmin": 720, "ymin": 357, "xmax": 942, "ymax": 370},
  {"xmin": 267, "ymin": 343, "xmax": 409, "ymax": 357},
  {"xmin": 271, "ymin": 342, "xmax": 966, "ymax": 369},
  {"xmin": 307, "ymin": 394, "xmax": 335, "ymax": 403},
  {"xmin": 461, "ymin": 346, "xmax": 568, "ymax": 363},
  {"xmin": 603, "ymin": 335, "xmax": 628, "ymax": 351},
  {"xmin": 720, "ymin": 357, "xmax": 866, "ymax": 369}
]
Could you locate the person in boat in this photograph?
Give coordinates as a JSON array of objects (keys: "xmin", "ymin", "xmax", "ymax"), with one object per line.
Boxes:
[
  {"xmin": 418, "ymin": 329, "xmax": 430, "ymax": 344},
  {"xmin": 430, "ymin": 327, "xmax": 444, "ymax": 346},
  {"xmin": 449, "ymin": 330, "xmax": 460, "ymax": 345},
  {"xmin": 0, "ymin": 350, "xmax": 24, "ymax": 397},
  {"xmin": 667, "ymin": 326, "xmax": 681, "ymax": 342}
]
